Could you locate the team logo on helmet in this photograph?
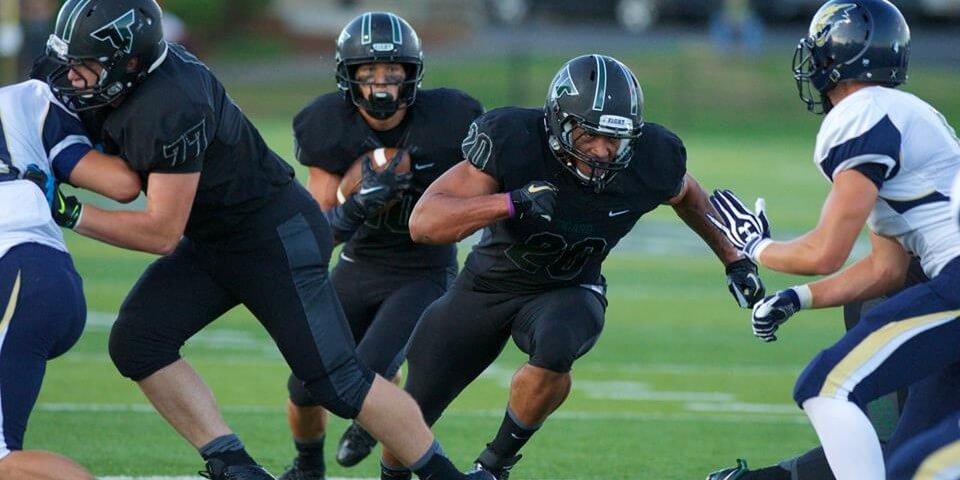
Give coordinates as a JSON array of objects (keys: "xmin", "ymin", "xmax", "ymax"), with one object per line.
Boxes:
[
  {"xmin": 811, "ymin": 3, "xmax": 858, "ymax": 47},
  {"xmin": 550, "ymin": 65, "xmax": 580, "ymax": 100},
  {"xmin": 90, "ymin": 9, "xmax": 137, "ymax": 53}
]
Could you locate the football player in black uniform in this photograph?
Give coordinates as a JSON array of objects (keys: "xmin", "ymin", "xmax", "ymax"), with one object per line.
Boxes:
[
  {"xmin": 278, "ymin": 12, "xmax": 483, "ymax": 480},
  {"xmin": 40, "ymin": 2, "xmax": 492, "ymax": 480},
  {"xmin": 375, "ymin": 54, "xmax": 766, "ymax": 479}
]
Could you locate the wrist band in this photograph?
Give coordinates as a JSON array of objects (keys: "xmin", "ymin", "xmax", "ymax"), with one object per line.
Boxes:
[{"xmin": 505, "ymin": 192, "xmax": 515, "ymax": 218}]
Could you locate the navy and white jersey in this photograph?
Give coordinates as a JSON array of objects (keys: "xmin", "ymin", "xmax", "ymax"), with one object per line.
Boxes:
[
  {"xmin": 293, "ymin": 88, "xmax": 483, "ymax": 270},
  {"xmin": 815, "ymin": 86, "xmax": 960, "ymax": 277},
  {"xmin": 95, "ymin": 43, "xmax": 295, "ymax": 242},
  {"xmin": 0, "ymin": 80, "xmax": 91, "ymax": 258},
  {"xmin": 463, "ymin": 107, "xmax": 686, "ymax": 293},
  {"xmin": 951, "ymin": 170, "xmax": 960, "ymax": 235}
]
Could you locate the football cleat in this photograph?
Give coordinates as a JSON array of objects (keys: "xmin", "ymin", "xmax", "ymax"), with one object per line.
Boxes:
[
  {"xmin": 464, "ymin": 470, "xmax": 498, "ymax": 480},
  {"xmin": 200, "ymin": 459, "xmax": 276, "ymax": 480},
  {"xmin": 380, "ymin": 465, "xmax": 412, "ymax": 480},
  {"xmin": 472, "ymin": 450, "xmax": 521, "ymax": 480},
  {"xmin": 277, "ymin": 457, "xmax": 325, "ymax": 480},
  {"xmin": 336, "ymin": 421, "xmax": 377, "ymax": 467},
  {"xmin": 706, "ymin": 458, "xmax": 750, "ymax": 480}
]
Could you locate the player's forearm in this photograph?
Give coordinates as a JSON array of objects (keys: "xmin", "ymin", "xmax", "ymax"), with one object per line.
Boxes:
[
  {"xmin": 675, "ymin": 201, "xmax": 741, "ymax": 264},
  {"xmin": 74, "ymin": 205, "xmax": 183, "ymax": 255},
  {"xmin": 409, "ymin": 192, "xmax": 510, "ymax": 244},
  {"xmin": 806, "ymin": 255, "xmax": 905, "ymax": 308},
  {"xmin": 758, "ymin": 233, "xmax": 847, "ymax": 275}
]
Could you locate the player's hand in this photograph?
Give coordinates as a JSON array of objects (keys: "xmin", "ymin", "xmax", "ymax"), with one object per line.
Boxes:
[
  {"xmin": 751, "ymin": 288, "xmax": 801, "ymax": 342},
  {"xmin": 725, "ymin": 258, "xmax": 765, "ymax": 308},
  {"xmin": 53, "ymin": 184, "xmax": 83, "ymax": 229},
  {"xmin": 23, "ymin": 164, "xmax": 55, "ymax": 207},
  {"xmin": 354, "ymin": 151, "xmax": 411, "ymax": 216},
  {"xmin": 509, "ymin": 181, "xmax": 558, "ymax": 222},
  {"xmin": 707, "ymin": 189, "xmax": 772, "ymax": 263}
]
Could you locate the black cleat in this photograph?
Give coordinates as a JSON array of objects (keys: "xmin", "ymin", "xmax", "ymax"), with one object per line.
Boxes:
[
  {"xmin": 336, "ymin": 421, "xmax": 377, "ymax": 467},
  {"xmin": 706, "ymin": 459, "xmax": 750, "ymax": 480},
  {"xmin": 277, "ymin": 457, "xmax": 325, "ymax": 480},
  {"xmin": 472, "ymin": 450, "xmax": 521, "ymax": 480},
  {"xmin": 464, "ymin": 470, "xmax": 497, "ymax": 480},
  {"xmin": 200, "ymin": 459, "xmax": 276, "ymax": 480},
  {"xmin": 380, "ymin": 464, "xmax": 412, "ymax": 480}
]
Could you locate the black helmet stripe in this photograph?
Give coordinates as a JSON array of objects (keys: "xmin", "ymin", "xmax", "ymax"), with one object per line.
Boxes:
[
  {"xmin": 361, "ymin": 12, "xmax": 372, "ymax": 45},
  {"xmin": 592, "ymin": 55, "xmax": 607, "ymax": 112},
  {"xmin": 60, "ymin": 0, "xmax": 93, "ymax": 43},
  {"xmin": 389, "ymin": 13, "xmax": 403, "ymax": 44},
  {"xmin": 616, "ymin": 61, "xmax": 639, "ymax": 117}
]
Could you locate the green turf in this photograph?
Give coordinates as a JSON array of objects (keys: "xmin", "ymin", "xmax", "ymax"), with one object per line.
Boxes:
[{"xmin": 26, "ymin": 48, "xmax": 960, "ymax": 479}]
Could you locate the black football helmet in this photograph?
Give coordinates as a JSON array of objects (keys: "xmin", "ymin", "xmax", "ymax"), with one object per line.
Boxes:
[
  {"xmin": 335, "ymin": 11, "xmax": 424, "ymax": 120},
  {"xmin": 792, "ymin": 0, "xmax": 910, "ymax": 114},
  {"xmin": 44, "ymin": 0, "xmax": 166, "ymax": 111},
  {"xmin": 545, "ymin": 54, "xmax": 644, "ymax": 191}
]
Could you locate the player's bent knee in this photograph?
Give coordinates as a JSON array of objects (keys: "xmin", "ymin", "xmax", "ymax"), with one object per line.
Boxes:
[
  {"xmin": 288, "ymin": 373, "xmax": 322, "ymax": 407},
  {"xmin": 108, "ymin": 318, "xmax": 180, "ymax": 381},
  {"xmin": 300, "ymin": 359, "xmax": 375, "ymax": 419}
]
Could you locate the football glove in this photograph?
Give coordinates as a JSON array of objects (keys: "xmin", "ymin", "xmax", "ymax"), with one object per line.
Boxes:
[
  {"xmin": 353, "ymin": 151, "xmax": 412, "ymax": 216},
  {"xmin": 23, "ymin": 164, "xmax": 55, "ymax": 207},
  {"xmin": 751, "ymin": 288, "xmax": 802, "ymax": 342},
  {"xmin": 509, "ymin": 181, "xmax": 558, "ymax": 222},
  {"xmin": 725, "ymin": 258, "xmax": 765, "ymax": 308},
  {"xmin": 707, "ymin": 189, "xmax": 772, "ymax": 263},
  {"xmin": 53, "ymin": 184, "xmax": 83, "ymax": 229}
]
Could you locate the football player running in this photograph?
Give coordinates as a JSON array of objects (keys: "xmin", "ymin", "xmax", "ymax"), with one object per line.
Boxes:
[
  {"xmin": 40, "ymin": 1, "xmax": 493, "ymax": 479},
  {"xmin": 375, "ymin": 54, "xmax": 765, "ymax": 479},
  {"xmin": 0, "ymin": 78, "xmax": 140, "ymax": 480},
  {"xmin": 279, "ymin": 11, "xmax": 483, "ymax": 480},
  {"xmin": 707, "ymin": 1, "xmax": 960, "ymax": 478}
]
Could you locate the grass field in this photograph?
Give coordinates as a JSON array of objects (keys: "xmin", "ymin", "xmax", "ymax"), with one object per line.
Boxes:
[{"xmin": 28, "ymin": 46, "xmax": 960, "ymax": 479}]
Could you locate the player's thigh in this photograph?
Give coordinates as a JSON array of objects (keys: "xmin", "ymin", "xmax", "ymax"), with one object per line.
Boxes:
[
  {"xmin": 794, "ymin": 273, "xmax": 960, "ymax": 408},
  {"xmin": 358, "ymin": 267, "xmax": 449, "ymax": 378},
  {"xmin": 110, "ymin": 240, "xmax": 235, "ymax": 380},
  {"xmin": 886, "ymin": 361, "xmax": 960, "ymax": 456},
  {"xmin": 887, "ymin": 411, "xmax": 960, "ymax": 480},
  {"xmin": 512, "ymin": 286, "xmax": 606, "ymax": 373},
  {"xmin": 0, "ymin": 244, "xmax": 84, "ymax": 457},
  {"xmin": 404, "ymin": 284, "xmax": 515, "ymax": 424},
  {"xmin": 330, "ymin": 260, "xmax": 385, "ymax": 342}
]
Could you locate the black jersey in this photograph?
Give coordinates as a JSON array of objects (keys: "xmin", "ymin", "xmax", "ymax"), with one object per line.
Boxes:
[
  {"xmin": 294, "ymin": 88, "xmax": 483, "ymax": 270},
  {"xmin": 97, "ymin": 44, "xmax": 294, "ymax": 242},
  {"xmin": 462, "ymin": 107, "xmax": 686, "ymax": 293}
]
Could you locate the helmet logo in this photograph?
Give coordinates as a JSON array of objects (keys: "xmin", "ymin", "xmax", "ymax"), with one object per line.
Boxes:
[
  {"xmin": 549, "ymin": 65, "xmax": 580, "ymax": 100},
  {"xmin": 811, "ymin": 3, "xmax": 857, "ymax": 47},
  {"xmin": 91, "ymin": 9, "xmax": 136, "ymax": 54}
]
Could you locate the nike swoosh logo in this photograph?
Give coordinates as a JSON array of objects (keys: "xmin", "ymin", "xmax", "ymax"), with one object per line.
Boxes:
[
  {"xmin": 359, "ymin": 186, "xmax": 385, "ymax": 195},
  {"xmin": 57, "ymin": 192, "xmax": 66, "ymax": 214},
  {"xmin": 527, "ymin": 185, "xmax": 553, "ymax": 193},
  {"xmin": 413, "ymin": 163, "xmax": 435, "ymax": 170},
  {"xmin": 608, "ymin": 209, "xmax": 629, "ymax": 217},
  {"xmin": 509, "ymin": 432, "xmax": 530, "ymax": 440},
  {"xmin": 0, "ymin": 271, "xmax": 21, "ymax": 335}
]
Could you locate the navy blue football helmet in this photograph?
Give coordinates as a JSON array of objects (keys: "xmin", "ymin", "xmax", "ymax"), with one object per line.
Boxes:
[
  {"xmin": 545, "ymin": 54, "xmax": 644, "ymax": 191},
  {"xmin": 335, "ymin": 11, "xmax": 424, "ymax": 120},
  {"xmin": 793, "ymin": 0, "xmax": 910, "ymax": 114},
  {"xmin": 44, "ymin": 0, "xmax": 167, "ymax": 110}
]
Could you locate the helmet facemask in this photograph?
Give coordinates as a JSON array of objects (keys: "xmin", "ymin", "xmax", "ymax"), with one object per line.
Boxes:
[
  {"xmin": 337, "ymin": 62, "xmax": 422, "ymax": 120},
  {"xmin": 792, "ymin": 36, "xmax": 835, "ymax": 114},
  {"xmin": 549, "ymin": 111, "xmax": 639, "ymax": 192}
]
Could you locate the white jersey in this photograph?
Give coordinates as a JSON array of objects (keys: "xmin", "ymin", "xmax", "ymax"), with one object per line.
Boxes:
[
  {"xmin": 815, "ymin": 86, "xmax": 960, "ymax": 278},
  {"xmin": 0, "ymin": 80, "xmax": 92, "ymax": 258}
]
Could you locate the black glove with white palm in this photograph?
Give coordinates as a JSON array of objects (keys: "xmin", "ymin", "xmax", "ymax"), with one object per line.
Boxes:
[
  {"xmin": 751, "ymin": 286, "xmax": 812, "ymax": 342},
  {"xmin": 707, "ymin": 189, "xmax": 772, "ymax": 263}
]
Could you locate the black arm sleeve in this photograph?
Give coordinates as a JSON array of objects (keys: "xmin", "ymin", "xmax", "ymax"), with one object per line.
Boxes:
[{"xmin": 324, "ymin": 196, "xmax": 366, "ymax": 244}]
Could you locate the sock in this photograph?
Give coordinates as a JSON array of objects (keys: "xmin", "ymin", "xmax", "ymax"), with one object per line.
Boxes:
[
  {"xmin": 199, "ymin": 434, "xmax": 256, "ymax": 466},
  {"xmin": 294, "ymin": 435, "xmax": 326, "ymax": 471},
  {"xmin": 382, "ymin": 460, "xmax": 413, "ymax": 480},
  {"xmin": 803, "ymin": 396, "xmax": 884, "ymax": 479},
  {"xmin": 487, "ymin": 406, "xmax": 540, "ymax": 460},
  {"xmin": 778, "ymin": 446, "xmax": 835, "ymax": 480},
  {"xmin": 742, "ymin": 466, "xmax": 792, "ymax": 480},
  {"xmin": 411, "ymin": 441, "xmax": 459, "ymax": 480}
]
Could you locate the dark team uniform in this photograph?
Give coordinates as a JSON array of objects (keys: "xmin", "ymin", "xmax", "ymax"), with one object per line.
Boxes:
[
  {"xmin": 404, "ymin": 107, "xmax": 687, "ymax": 424},
  {"xmin": 286, "ymin": 89, "xmax": 482, "ymax": 405},
  {"xmin": 104, "ymin": 44, "xmax": 374, "ymax": 418}
]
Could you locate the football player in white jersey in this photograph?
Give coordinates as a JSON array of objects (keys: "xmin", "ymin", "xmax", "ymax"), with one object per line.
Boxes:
[
  {"xmin": 706, "ymin": 1, "xmax": 960, "ymax": 479},
  {"xmin": 0, "ymin": 79, "xmax": 139, "ymax": 479}
]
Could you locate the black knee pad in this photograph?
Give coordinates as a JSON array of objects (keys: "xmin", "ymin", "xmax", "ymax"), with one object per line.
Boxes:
[
  {"xmin": 287, "ymin": 373, "xmax": 322, "ymax": 407},
  {"xmin": 299, "ymin": 360, "xmax": 376, "ymax": 419},
  {"xmin": 108, "ymin": 315, "xmax": 180, "ymax": 381}
]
